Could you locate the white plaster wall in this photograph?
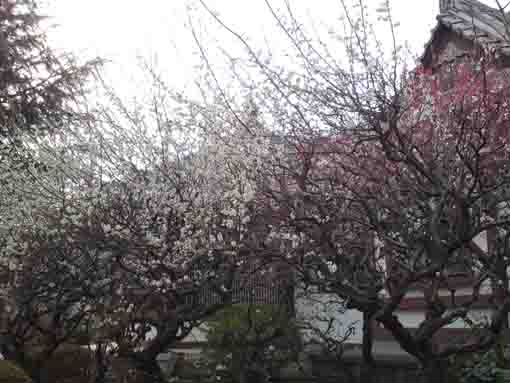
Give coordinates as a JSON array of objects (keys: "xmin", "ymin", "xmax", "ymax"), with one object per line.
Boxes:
[
  {"xmin": 295, "ymin": 291, "xmax": 363, "ymax": 344},
  {"xmin": 295, "ymin": 287, "xmax": 494, "ymax": 346},
  {"xmin": 177, "ymin": 323, "xmax": 209, "ymax": 344},
  {"xmin": 473, "ymin": 231, "xmax": 488, "ymax": 252},
  {"xmin": 394, "ymin": 309, "xmax": 491, "ymax": 330}
]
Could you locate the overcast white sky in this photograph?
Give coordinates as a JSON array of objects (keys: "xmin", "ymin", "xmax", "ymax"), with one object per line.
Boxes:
[{"xmin": 43, "ymin": 0, "xmax": 495, "ymax": 96}]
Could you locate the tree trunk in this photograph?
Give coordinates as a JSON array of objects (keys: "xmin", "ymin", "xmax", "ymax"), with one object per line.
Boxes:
[
  {"xmin": 238, "ymin": 369, "xmax": 248, "ymax": 383},
  {"xmin": 237, "ymin": 354, "xmax": 267, "ymax": 383},
  {"xmin": 359, "ymin": 362, "xmax": 375, "ymax": 383},
  {"xmin": 240, "ymin": 369, "xmax": 267, "ymax": 383},
  {"xmin": 131, "ymin": 358, "xmax": 167, "ymax": 383},
  {"xmin": 28, "ymin": 365, "xmax": 48, "ymax": 383},
  {"xmin": 361, "ymin": 313, "xmax": 375, "ymax": 383},
  {"xmin": 94, "ymin": 343, "xmax": 112, "ymax": 383},
  {"xmin": 422, "ymin": 359, "xmax": 447, "ymax": 383}
]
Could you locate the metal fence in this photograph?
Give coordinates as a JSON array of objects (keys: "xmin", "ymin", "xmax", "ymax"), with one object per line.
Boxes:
[{"xmin": 189, "ymin": 262, "xmax": 293, "ymax": 307}]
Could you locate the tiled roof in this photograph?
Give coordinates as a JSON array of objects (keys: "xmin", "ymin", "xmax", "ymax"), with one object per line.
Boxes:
[{"xmin": 422, "ymin": 0, "xmax": 510, "ymax": 63}]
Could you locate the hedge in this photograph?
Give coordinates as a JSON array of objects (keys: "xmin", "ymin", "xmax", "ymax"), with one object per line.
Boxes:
[{"xmin": 0, "ymin": 360, "xmax": 32, "ymax": 383}]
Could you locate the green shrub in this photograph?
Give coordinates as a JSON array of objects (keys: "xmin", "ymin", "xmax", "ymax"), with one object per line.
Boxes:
[
  {"xmin": 0, "ymin": 360, "xmax": 32, "ymax": 383},
  {"xmin": 110, "ymin": 357, "xmax": 167, "ymax": 383},
  {"xmin": 203, "ymin": 304, "xmax": 300, "ymax": 383},
  {"xmin": 450, "ymin": 345, "xmax": 510, "ymax": 383},
  {"xmin": 172, "ymin": 354, "xmax": 214, "ymax": 382},
  {"xmin": 461, "ymin": 350, "xmax": 500, "ymax": 383}
]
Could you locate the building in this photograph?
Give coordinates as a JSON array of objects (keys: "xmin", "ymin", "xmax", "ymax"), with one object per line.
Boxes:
[{"xmin": 296, "ymin": 0, "xmax": 510, "ymax": 363}]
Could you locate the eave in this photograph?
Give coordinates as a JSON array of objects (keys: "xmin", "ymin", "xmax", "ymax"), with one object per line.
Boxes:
[{"xmin": 421, "ymin": 1, "xmax": 510, "ymax": 67}]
